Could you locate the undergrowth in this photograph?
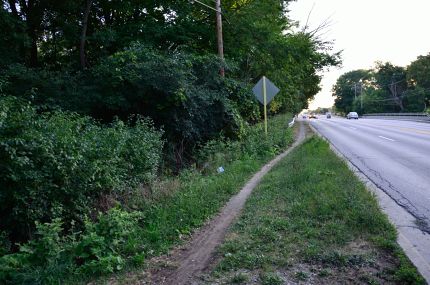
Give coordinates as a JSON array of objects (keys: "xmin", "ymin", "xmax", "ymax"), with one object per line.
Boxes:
[{"xmin": 0, "ymin": 105, "xmax": 294, "ymax": 284}]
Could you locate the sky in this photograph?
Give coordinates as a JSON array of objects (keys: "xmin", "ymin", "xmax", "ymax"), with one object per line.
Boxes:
[{"xmin": 288, "ymin": 0, "xmax": 430, "ymax": 110}]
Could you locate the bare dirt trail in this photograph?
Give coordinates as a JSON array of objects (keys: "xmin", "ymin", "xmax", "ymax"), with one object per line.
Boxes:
[{"xmin": 146, "ymin": 121, "xmax": 307, "ymax": 285}]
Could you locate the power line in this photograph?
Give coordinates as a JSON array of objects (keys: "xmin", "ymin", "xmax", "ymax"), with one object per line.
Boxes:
[
  {"xmin": 188, "ymin": 0, "xmax": 225, "ymax": 76},
  {"xmin": 348, "ymin": 79, "xmax": 405, "ymax": 90},
  {"xmin": 189, "ymin": 0, "xmax": 218, "ymax": 13}
]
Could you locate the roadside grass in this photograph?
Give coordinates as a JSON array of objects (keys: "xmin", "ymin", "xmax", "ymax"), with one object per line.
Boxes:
[
  {"xmin": 210, "ymin": 136, "xmax": 424, "ymax": 285},
  {"xmin": 77, "ymin": 114, "xmax": 295, "ymax": 284}
]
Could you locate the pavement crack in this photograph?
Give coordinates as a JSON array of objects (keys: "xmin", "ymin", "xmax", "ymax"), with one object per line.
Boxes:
[{"xmin": 349, "ymin": 152, "xmax": 430, "ymax": 234}]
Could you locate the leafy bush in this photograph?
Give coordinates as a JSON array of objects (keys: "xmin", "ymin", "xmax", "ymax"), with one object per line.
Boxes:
[
  {"xmin": 0, "ymin": 218, "xmax": 74, "ymax": 284},
  {"xmin": 2, "ymin": 45, "xmax": 260, "ymax": 169},
  {"xmin": 1, "ymin": 64, "xmax": 82, "ymax": 111},
  {"xmin": 197, "ymin": 114, "xmax": 293, "ymax": 174},
  {"xmin": 0, "ymin": 208, "xmax": 145, "ymax": 284},
  {"xmin": 79, "ymin": 45, "xmax": 258, "ymax": 157},
  {"xmin": 0, "ymin": 96, "xmax": 163, "ymax": 244},
  {"xmin": 74, "ymin": 208, "xmax": 144, "ymax": 275}
]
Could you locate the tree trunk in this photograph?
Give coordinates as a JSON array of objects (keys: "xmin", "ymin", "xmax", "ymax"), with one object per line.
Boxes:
[
  {"xmin": 25, "ymin": 0, "xmax": 39, "ymax": 67},
  {"xmin": 389, "ymin": 81, "xmax": 405, "ymax": 112},
  {"xmin": 80, "ymin": 0, "xmax": 92, "ymax": 69},
  {"xmin": 29, "ymin": 29, "xmax": 38, "ymax": 67}
]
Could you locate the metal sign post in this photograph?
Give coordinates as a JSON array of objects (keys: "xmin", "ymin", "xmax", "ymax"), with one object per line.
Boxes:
[
  {"xmin": 252, "ymin": 76, "xmax": 280, "ymax": 135},
  {"xmin": 263, "ymin": 76, "xmax": 267, "ymax": 134}
]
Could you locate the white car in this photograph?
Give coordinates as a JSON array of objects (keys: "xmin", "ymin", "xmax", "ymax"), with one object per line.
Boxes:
[{"xmin": 347, "ymin": 112, "xmax": 359, "ymax": 119}]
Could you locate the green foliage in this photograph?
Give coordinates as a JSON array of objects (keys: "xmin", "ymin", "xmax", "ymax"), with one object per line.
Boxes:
[
  {"xmin": 407, "ymin": 53, "xmax": 430, "ymax": 109},
  {"xmin": 260, "ymin": 272, "xmax": 283, "ymax": 285},
  {"xmin": 394, "ymin": 251, "xmax": 426, "ymax": 285},
  {"xmin": 1, "ymin": 0, "xmax": 339, "ymax": 120},
  {"xmin": 0, "ymin": 218, "xmax": 74, "ymax": 284},
  {"xmin": 0, "ymin": 0, "xmax": 341, "ymax": 282},
  {"xmin": 1, "ymin": 64, "xmax": 82, "ymax": 110},
  {"xmin": 0, "ymin": 113, "xmax": 293, "ymax": 284},
  {"xmin": 87, "ymin": 45, "xmax": 251, "ymax": 145},
  {"xmin": 332, "ymin": 69, "xmax": 372, "ymax": 114},
  {"xmin": 334, "ymin": 58, "xmax": 430, "ymax": 114},
  {"xmin": 231, "ymin": 272, "xmax": 249, "ymax": 284},
  {"xmin": 0, "ymin": 231, "xmax": 11, "ymax": 256},
  {"xmin": 223, "ymin": 1, "xmax": 341, "ymax": 113},
  {"xmin": 408, "ymin": 53, "xmax": 430, "ymax": 90},
  {"xmin": 0, "ymin": 96, "xmax": 163, "ymax": 243},
  {"xmin": 74, "ymin": 208, "xmax": 144, "ymax": 275},
  {"xmin": 197, "ymin": 114, "xmax": 293, "ymax": 174},
  {"xmin": 0, "ymin": 208, "xmax": 144, "ymax": 284},
  {"xmin": 0, "ymin": 8, "xmax": 28, "ymax": 67}
]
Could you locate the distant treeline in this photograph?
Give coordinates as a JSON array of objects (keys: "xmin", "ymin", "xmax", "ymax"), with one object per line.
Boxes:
[{"xmin": 333, "ymin": 56, "xmax": 430, "ymax": 115}]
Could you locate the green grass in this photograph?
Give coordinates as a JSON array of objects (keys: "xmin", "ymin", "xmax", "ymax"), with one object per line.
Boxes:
[
  {"xmin": 212, "ymin": 136, "xmax": 424, "ymax": 285},
  {"xmin": 131, "ymin": 114, "xmax": 294, "ymax": 257},
  {"xmin": 69, "ymin": 114, "xmax": 294, "ymax": 284}
]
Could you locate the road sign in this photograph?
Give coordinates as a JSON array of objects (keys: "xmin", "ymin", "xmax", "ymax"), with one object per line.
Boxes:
[
  {"xmin": 252, "ymin": 76, "xmax": 279, "ymax": 106},
  {"xmin": 252, "ymin": 76, "xmax": 280, "ymax": 135}
]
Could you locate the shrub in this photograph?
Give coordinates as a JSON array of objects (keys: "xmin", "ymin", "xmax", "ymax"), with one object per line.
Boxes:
[
  {"xmin": 74, "ymin": 208, "xmax": 144, "ymax": 275},
  {"xmin": 0, "ymin": 208, "xmax": 144, "ymax": 284},
  {"xmin": 0, "ymin": 96, "xmax": 163, "ymax": 244}
]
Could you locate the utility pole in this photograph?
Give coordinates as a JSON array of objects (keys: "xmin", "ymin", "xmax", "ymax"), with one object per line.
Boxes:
[
  {"xmin": 389, "ymin": 73, "xmax": 404, "ymax": 111},
  {"xmin": 189, "ymin": 0, "xmax": 225, "ymax": 77},
  {"xmin": 354, "ymin": 83, "xmax": 357, "ymax": 100},
  {"xmin": 352, "ymin": 83, "xmax": 357, "ymax": 100},
  {"xmin": 215, "ymin": 0, "xmax": 225, "ymax": 77},
  {"xmin": 358, "ymin": 81, "xmax": 363, "ymax": 110},
  {"xmin": 352, "ymin": 81, "xmax": 364, "ymax": 111}
]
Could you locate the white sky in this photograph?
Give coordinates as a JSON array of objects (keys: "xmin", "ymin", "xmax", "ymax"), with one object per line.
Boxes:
[{"xmin": 288, "ymin": 0, "xmax": 430, "ymax": 110}]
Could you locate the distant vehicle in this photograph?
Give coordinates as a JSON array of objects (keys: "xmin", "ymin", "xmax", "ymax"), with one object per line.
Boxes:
[
  {"xmin": 302, "ymin": 114, "xmax": 307, "ymax": 119},
  {"xmin": 309, "ymin": 113, "xmax": 317, "ymax": 119},
  {"xmin": 326, "ymin": 112, "xmax": 332, "ymax": 119},
  {"xmin": 347, "ymin": 112, "xmax": 359, "ymax": 119}
]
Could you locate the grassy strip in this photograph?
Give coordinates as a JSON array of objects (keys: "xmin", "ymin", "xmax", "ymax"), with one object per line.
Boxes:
[
  {"xmin": 134, "ymin": 114, "xmax": 294, "ymax": 256},
  {"xmin": 84, "ymin": 115, "xmax": 294, "ymax": 284},
  {"xmin": 209, "ymin": 136, "xmax": 424, "ymax": 285}
]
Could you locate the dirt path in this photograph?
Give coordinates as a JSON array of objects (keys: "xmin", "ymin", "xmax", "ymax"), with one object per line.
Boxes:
[{"xmin": 147, "ymin": 121, "xmax": 307, "ymax": 285}]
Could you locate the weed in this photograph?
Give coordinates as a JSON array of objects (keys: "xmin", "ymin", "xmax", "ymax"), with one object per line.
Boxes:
[
  {"xmin": 318, "ymin": 268, "xmax": 331, "ymax": 277},
  {"xmin": 294, "ymin": 270, "xmax": 309, "ymax": 281},
  {"xmin": 359, "ymin": 274, "xmax": 380, "ymax": 285},
  {"xmin": 230, "ymin": 272, "xmax": 249, "ymax": 284},
  {"xmin": 260, "ymin": 271, "xmax": 283, "ymax": 285}
]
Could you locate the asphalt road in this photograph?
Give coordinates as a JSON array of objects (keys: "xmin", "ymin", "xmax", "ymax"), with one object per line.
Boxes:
[{"xmin": 310, "ymin": 116, "xmax": 430, "ymax": 232}]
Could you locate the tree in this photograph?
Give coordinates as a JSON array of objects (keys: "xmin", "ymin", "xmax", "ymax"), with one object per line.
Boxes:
[
  {"xmin": 1, "ymin": 0, "xmax": 341, "ymax": 145},
  {"xmin": 374, "ymin": 62, "xmax": 407, "ymax": 112},
  {"xmin": 407, "ymin": 53, "xmax": 430, "ymax": 111},
  {"xmin": 332, "ymin": 69, "xmax": 371, "ymax": 114}
]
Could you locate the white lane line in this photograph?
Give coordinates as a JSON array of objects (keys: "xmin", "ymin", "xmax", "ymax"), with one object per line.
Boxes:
[
  {"xmin": 378, "ymin": 135, "xmax": 395, "ymax": 142},
  {"xmin": 349, "ymin": 127, "xmax": 357, "ymax": 130}
]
